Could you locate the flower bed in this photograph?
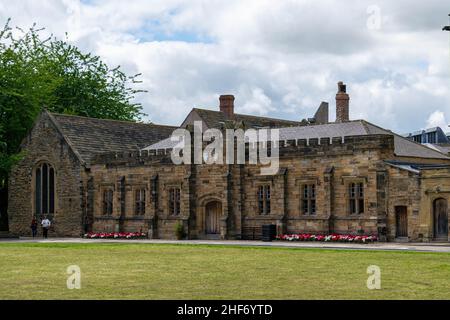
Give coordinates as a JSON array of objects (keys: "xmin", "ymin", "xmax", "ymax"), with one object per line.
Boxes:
[
  {"xmin": 276, "ymin": 233, "xmax": 377, "ymax": 243},
  {"xmin": 83, "ymin": 232, "xmax": 147, "ymax": 239}
]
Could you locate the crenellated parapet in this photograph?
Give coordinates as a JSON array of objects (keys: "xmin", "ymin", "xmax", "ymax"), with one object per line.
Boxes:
[
  {"xmin": 278, "ymin": 134, "xmax": 394, "ymax": 157},
  {"xmin": 92, "ymin": 149, "xmax": 174, "ymax": 166},
  {"xmin": 91, "ymin": 133, "xmax": 395, "ymax": 167}
]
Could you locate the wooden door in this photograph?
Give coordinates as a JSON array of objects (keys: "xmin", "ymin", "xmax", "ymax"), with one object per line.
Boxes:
[
  {"xmin": 205, "ymin": 201, "xmax": 221, "ymax": 235},
  {"xmin": 434, "ymin": 199, "xmax": 448, "ymax": 239},
  {"xmin": 395, "ymin": 206, "xmax": 408, "ymax": 238}
]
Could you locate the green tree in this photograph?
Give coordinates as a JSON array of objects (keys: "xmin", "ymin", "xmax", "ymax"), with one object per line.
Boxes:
[{"xmin": 0, "ymin": 19, "xmax": 146, "ymax": 229}]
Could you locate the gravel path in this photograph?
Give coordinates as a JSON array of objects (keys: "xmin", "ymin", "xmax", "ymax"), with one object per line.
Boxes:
[{"xmin": 1, "ymin": 237, "xmax": 450, "ymax": 253}]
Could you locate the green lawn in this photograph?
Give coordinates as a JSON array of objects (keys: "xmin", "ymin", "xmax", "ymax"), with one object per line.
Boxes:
[{"xmin": 0, "ymin": 243, "xmax": 449, "ymax": 300}]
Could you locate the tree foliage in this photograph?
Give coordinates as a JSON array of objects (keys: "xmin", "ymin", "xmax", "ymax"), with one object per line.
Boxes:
[{"xmin": 0, "ymin": 18, "xmax": 146, "ymax": 188}]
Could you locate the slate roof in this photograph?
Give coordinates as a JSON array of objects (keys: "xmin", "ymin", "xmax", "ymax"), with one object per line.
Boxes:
[
  {"xmin": 190, "ymin": 108, "xmax": 302, "ymax": 129},
  {"xmin": 48, "ymin": 112, "xmax": 177, "ymax": 163},
  {"xmin": 385, "ymin": 160, "xmax": 450, "ymax": 174},
  {"xmin": 424, "ymin": 143, "xmax": 450, "ymax": 155},
  {"xmin": 145, "ymin": 119, "xmax": 450, "ymax": 160}
]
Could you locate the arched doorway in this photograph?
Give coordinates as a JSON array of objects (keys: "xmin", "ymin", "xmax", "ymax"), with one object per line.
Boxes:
[
  {"xmin": 433, "ymin": 198, "xmax": 448, "ymax": 240},
  {"xmin": 205, "ymin": 201, "xmax": 222, "ymax": 238}
]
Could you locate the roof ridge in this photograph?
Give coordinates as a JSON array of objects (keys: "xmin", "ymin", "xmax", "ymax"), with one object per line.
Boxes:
[
  {"xmin": 193, "ymin": 107, "xmax": 301, "ymax": 123},
  {"xmin": 278, "ymin": 119, "xmax": 365, "ymax": 131},
  {"xmin": 50, "ymin": 112, "xmax": 177, "ymax": 128}
]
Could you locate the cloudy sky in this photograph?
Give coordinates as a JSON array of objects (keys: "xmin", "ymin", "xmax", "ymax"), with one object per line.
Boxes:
[{"xmin": 1, "ymin": 0, "xmax": 449, "ymax": 134}]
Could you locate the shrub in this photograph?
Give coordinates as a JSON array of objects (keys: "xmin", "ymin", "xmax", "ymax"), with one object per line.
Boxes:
[{"xmin": 175, "ymin": 222, "xmax": 185, "ymax": 240}]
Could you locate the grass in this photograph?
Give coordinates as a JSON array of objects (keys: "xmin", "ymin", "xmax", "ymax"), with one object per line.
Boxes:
[{"xmin": 0, "ymin": 242, "xmax": 449, "ymax": 300}]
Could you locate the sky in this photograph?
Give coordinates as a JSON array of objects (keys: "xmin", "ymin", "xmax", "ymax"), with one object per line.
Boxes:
[{"xmin": 1, "ymin": 0, "xmax": 450, "ymax": 134}]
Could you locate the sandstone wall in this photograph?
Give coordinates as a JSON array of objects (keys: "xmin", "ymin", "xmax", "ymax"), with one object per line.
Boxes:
[{"xmin": 8, "ymin": 113, "xmax": 84, "ymax": 237}]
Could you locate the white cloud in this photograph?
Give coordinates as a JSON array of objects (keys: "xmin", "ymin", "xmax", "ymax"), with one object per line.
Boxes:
[
  {"xmin": 239, "ymin": 86, "xmax": 274, "ymax": 116},
  {"xmin": 1, "ymin": 0, "xmax": 450, "ymax": 132},
  {"xmin": 426, "ymin": 111, "xmax": 449, "ymax": 129}
]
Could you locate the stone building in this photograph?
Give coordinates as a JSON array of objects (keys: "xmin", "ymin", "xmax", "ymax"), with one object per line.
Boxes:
[{"xmin": 8, "ymin": 83, "xmax": 450, "ymax": 242}]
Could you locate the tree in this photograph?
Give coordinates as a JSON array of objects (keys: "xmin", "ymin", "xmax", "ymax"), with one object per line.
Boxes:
[{"xmin": 0, "ymin": 19, "xmax": 146, "ymax": 229}]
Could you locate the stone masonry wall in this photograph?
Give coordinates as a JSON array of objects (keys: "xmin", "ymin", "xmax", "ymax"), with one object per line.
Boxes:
[
  {"xmin": 418, "ymin": 167, "xmax": 450, "ymax": 242},
  {"xmin": 89, "ymin": 134, "xmax": 397, "ymax": 240},
  {"xmin": 8, "ymin": 112, "xmax": 84, "ymax": 237}
]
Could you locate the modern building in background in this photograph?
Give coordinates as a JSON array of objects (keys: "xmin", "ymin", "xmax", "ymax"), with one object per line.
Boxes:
[{"xmin": 404, "ymin": 127, "xmax": 450, "ymax": 156}]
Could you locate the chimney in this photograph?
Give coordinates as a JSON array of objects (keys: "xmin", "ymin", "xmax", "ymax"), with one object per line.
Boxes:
[
  {"xmin": 335, "ymin": 81, "xmax": 349, "ymax": 123},
  {"xmin": 219, "ymin": 95, "xmax": 235, "ymax": 118}
]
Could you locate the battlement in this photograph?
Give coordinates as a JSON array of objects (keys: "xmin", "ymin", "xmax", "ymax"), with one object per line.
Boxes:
[
  {"xmin": 278, "ymin": 134, "xmax": 394, "ymax": 157},
  {"xmin": 92, "ymin": 149, "xmax": 173, "ymax": 166},
  {"xmin": 91, "ymin": 134, "xmax": 395, "ymax": 166}
]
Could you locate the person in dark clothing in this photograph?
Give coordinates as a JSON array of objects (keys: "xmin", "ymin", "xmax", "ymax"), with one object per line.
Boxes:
[{"xmin": 30, "ymin": 218, "xmax": 38, "ymax": 238}]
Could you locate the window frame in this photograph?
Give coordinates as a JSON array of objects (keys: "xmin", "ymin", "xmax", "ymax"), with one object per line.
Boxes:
[
  {"xmin": 102, "ymin": 189, "xmax": 114, "ymax": 216},
  {"xmin": 134, "ymin": 188, "xmax": 146, "ymax": 216},
  {"xmin": 427, "ymin": 132, "xmax": 436, "ymax": 144},
  {"xmin": 34, "ymin": 162, "xmax": 55, "ymax": 218},
  {"xmin": 302, "ymin": 183, "xmax": 317, "ymax": 215},
  {"xmin": 258, "ymin": 184, "xmax": 271, "ymax": 215},
  {"xmin": 168, "ymin": 187, "xmax": 181, "ymax": 216},
  {"xmin": 413, "ymin": 135, "xmax": 422, "ymax": 143},
  {"xmin": 349, "ymin": 182, "xmax": 365, "ymax": 215}
]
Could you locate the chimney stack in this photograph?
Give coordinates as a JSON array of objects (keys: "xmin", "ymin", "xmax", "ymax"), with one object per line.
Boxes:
[
  {"xmin": 335, "ymin": 81, "xmax": 349, "ymax": 123},
  {"xmin": 219, "ymin": 95, "xmax": 235, "ymax": 118}
]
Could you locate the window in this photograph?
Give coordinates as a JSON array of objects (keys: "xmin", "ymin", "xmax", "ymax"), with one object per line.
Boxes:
[
  {"xmin": 427, "ymin": 132, "xmax": 437, "ymax": 144},
  {"xmin": 135, "ymin": 189, "xmax": 146, "ymax": 215},
  {"xmin": 349, "ymin": 183, "xmax": 364, "ymax": 214},
  {"xmin": 258, "ymin": 185, "xmax": 271, "ymax": 215},
  {"xmin": 35, "ymin": 163, "xmax": 55, "ymax": 217},
  {"xmin": 151, "ymin": 176, "xmax": 158, "ymax": 203},
  {"xmin": 169, "ymin": 188, "xmax": 181, "ymax": 215},
  {"xmin": 413, "ymin": 135, "xmax": 422, "ymax": 143},
  {"xmin": 103, "ymin": 189, "xmax": 113, "ymax": 215},
  {"xmin": 302, "ymin": 184, "xmax": 316, "ymax": 215}
]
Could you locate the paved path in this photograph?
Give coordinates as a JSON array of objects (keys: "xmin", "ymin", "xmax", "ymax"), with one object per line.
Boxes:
[{"xmin": 1, "ymin": 238, "xmax": 450, "ymax": 253}]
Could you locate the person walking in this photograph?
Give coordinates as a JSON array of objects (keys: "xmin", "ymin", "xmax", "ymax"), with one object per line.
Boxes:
[
  {"xmin": 41, "ymin": 216, "xmax": 51, "ymax": 239},
  {"xmin": 30, "ymin": 217, "xmax": 38, "ymax": 238}
]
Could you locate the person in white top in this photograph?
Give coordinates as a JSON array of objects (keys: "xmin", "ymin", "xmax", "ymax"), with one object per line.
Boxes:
[{"xmin": 41, "ymin": 216, "xmax": 51, "ymax": 239}]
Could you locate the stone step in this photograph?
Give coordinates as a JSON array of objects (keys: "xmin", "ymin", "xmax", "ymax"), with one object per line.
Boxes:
[{"xmin": 0, "ymin": 231, "xmax": 16, "ymax": 238}]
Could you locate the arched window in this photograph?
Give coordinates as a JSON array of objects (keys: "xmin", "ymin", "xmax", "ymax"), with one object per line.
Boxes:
[
  {"xmin": 35, "ymin": 163, "xmax": 55, "ymax": 217},
  {"xmin": 103, "ymin": 189, "xmax": 114, "ymax": 215}
]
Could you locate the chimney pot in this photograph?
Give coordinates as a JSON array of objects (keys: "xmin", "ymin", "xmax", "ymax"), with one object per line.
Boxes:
[
  {"xmin": 335, "ymin": 82, "xmax": 349, "ymax": 123},
  {"xmin": 219, "ymin": 94, "xmax": 235, "ymax": 118}
]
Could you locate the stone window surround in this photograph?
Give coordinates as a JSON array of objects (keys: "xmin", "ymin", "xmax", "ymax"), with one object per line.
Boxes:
[
  {"xmin": 32, "ymin": 160, "xmax": 57, "ymax": 220},
  {"xmin": 343, "ymin": 176, "xmax": 367, "ymax": 216},
  {"xmin": 296, "ymin": 176, "xmax": 320, "ymax": 216},
  {"xmin": 164, "ymin": 181, "xmax": 182, "ymax": 217},
  {"xmin": 99, "ymin": 184, "xmax": 115, "ymax": 216},
  {"xmin": 255, "ymin": 180, "xmax": 273, "ymax": 216},
  {"xmin": 301, "ymin": 183, "xmax": 317, "ymax": 215},
  {"xmin": 133, "ymin": 185, "xmax": 147, "ymax": 216}
]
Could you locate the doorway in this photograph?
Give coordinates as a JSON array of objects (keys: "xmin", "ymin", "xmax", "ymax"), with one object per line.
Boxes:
[
  {"xmin": 395, "ymin": 206, "xmax": 408, "ymax": 238},
  {"xmin": 434, "ymin": 198, "xmax": 448, "ymax": 240},
  {"xmin": 205, "ymin": 201, "xmax": 221, "ymax": 238}
]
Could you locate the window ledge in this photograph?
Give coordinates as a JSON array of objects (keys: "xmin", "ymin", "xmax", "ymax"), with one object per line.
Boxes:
[{"xmin": 245, "ymin": 215, "xmax": 284, "ymax": 220}]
